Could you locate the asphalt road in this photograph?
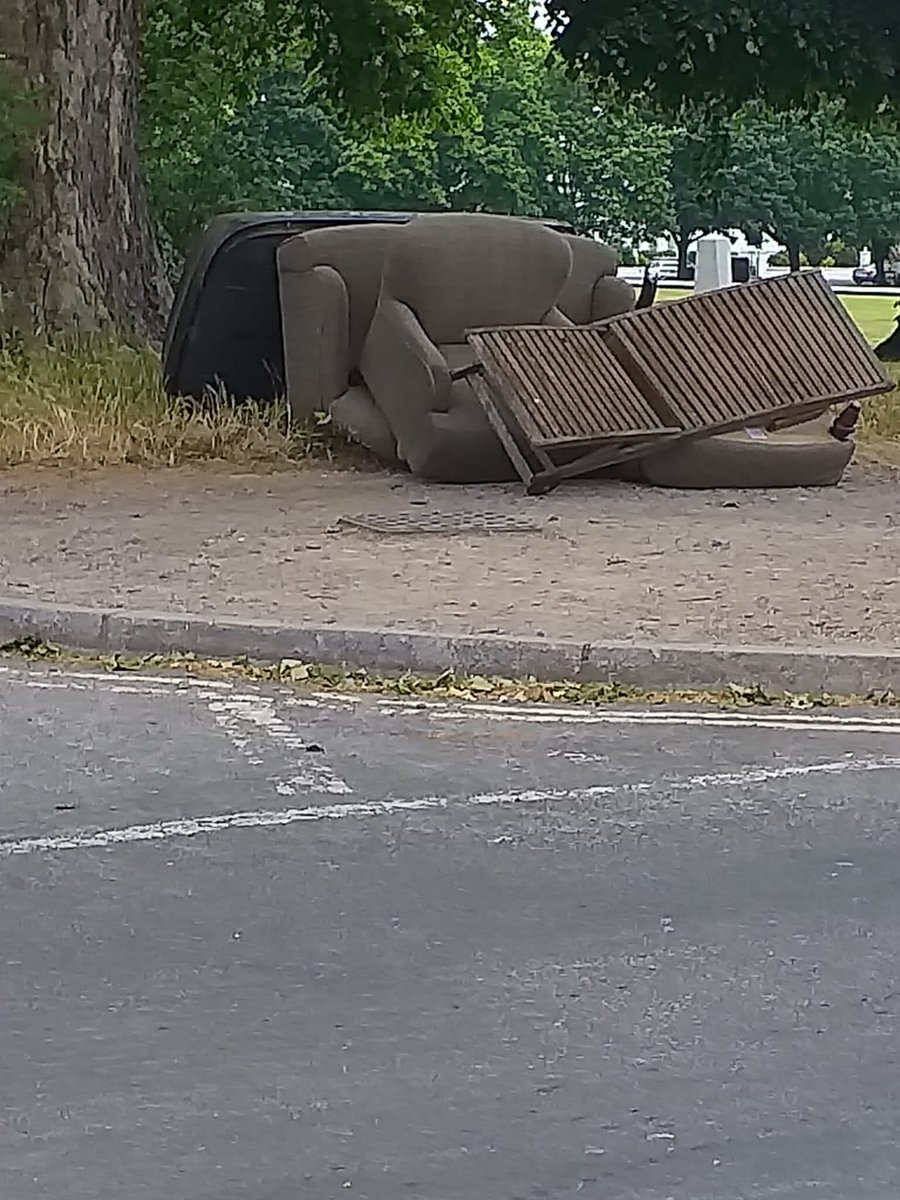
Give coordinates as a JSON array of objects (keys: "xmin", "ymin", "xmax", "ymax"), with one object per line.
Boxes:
[{"xmin": 2, "ymin": 660, "xmax": 900, "ymax": 1200}]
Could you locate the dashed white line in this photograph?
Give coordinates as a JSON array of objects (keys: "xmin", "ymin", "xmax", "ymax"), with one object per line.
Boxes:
[{"xmin": 2, "ymin": 757, "xmax": 898, "ymax": 859}]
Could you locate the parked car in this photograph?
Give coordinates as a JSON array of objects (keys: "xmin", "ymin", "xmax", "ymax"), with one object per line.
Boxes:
[{"xmin": 852, "ymin": 262, "xmax": 899, "ymax": 286}]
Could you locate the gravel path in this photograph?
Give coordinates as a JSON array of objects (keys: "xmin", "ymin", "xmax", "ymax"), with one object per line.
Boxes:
[{"xmin": 2, "ymin": 464, "xmax": 898, "ymax": 646}]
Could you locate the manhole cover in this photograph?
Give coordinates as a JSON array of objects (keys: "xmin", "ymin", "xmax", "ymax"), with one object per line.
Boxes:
[{"xmin": 337, "ymin": 511, "xmax": 543, "ymax": 535}]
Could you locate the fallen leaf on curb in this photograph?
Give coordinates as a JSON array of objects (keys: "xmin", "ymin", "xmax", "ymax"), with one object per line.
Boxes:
[{"xmin": 0, "ymin": 638, "xmax": 895, "ymax": 713}]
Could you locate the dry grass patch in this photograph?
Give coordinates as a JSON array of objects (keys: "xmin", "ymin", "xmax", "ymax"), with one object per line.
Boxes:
[
  {"xmin": 0, "ymin": 335, "xmax": 338, "ymax": 469},
  {"xmin": 858, "ymin": 362, "xmax": 900, "ymax": 464},
  {"xmin": 1, "ymin": 315, "xmax": 899, "ymax": 470}
]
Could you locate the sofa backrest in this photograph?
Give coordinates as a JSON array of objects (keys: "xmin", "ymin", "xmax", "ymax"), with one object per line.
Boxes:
[{"xmin": 379, "ymin": 213, "xmax": 572, "ymax": 345}]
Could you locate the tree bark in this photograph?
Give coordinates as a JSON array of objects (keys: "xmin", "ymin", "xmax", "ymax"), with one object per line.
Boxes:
[
  {"xmin": 871, "ymin": 237, "xmax": 890, "ymax": 286},
  {"xmin": 787, "ymin": 241, "xmax": 802, "ymax": 273},
  {"xmin": 0, "ymin": 0, "xmax": 172, "ymax": 341},
  {"xmin": 675, "ymin": 229, "xmax": 692, "ymax": 280}
]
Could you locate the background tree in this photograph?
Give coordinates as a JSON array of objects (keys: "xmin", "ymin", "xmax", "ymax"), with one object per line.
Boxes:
[
  {"xmin": 149, "ymin": 76, "xmax": 354, "ymax": 260},
  {"xmin": 662, "ymin": 114, "xmax": 723, "ymax": 277},
  {"xmin": 841, "ymin": 118, "xmax": 900, "ymax": 282},
  {"xmin": 147, "ymin": 14, "xmax": 674, "ymax": 259},
  {"xmin": 0, "ymin": 0, "xmax": 496, "ymax": 339},
  {"xmin": 545, "ymin": 0, "xmax": 900, "ymax": 116},
  {"xmin": 653, "ymin": 102, "xmax": 866, "ymax": 274},
  {"xmin": 538, "ymin": 69, "xmax": 672, "ymax": 242}
]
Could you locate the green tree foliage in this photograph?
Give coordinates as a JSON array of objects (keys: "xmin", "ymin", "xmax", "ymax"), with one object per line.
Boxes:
[
  {"xmin": 662, "ymin": 112, "xmax": 723, "ymax": 275},
  {"xmin": 140, "ymin": 0, "xmax": 496, "ymax": 262},
  {"xmin": 545, "ymin": 0, "xmax": 900, "ymax": 115},
  {"xmin": 653, "ymin": 102, "xmax": 900, "ymax": 275},
  {"xmin": 532, "ymin": 59, "xmax": 672, "ymax": 240},
  {"xmin": 841, "ymin": 118, "xmax": 900, "ymax": 279},
  {"xmin": 148, "ymin": 77, "xmax": 350, "ymax": 256},
  {"xmin": 147, "ymin": 13, "xmax": 674, "ymax": 255},
  {"xmin": 140, "ymin": 0, "xmax": 489, "ymax": 203},
  {"xmin": 0, "ymin": 58, "xmax": 37, "ymax": 220},
  {"xmin": 146, "ymin": 75, "xmax": 443, "ymax": 256},
  {"xmin": 717, "ymin": 105, "xmax": 856, "ymax": 272}
]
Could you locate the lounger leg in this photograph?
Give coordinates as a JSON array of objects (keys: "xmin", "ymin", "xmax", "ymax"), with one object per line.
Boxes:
[
  {"xmin": 527, "ymin": 438, "xmax": 670, "ymax": 495},
  {"xmin": 470, "ymin": 375, "xmax": 546, "ymax": 487}
]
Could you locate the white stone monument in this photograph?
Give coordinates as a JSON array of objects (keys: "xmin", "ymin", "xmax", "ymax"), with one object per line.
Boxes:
[{"xmin": 694, "ymin": 233, "xmax": 732, "ymax": 294}]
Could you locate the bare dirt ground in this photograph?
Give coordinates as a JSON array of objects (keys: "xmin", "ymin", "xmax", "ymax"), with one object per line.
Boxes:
[{"xmin": 2, "ymin": 463, "xmax": 898, "ymax": 646}]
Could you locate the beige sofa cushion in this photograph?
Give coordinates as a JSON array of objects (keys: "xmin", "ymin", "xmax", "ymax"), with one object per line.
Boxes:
[
  {"xmin": 330, "ymin": 385, "xmax": 400, "ymax": 465},
  {"xmin": 379, "ymin": 212, "xmax": 573, "ymax": 343},
  {"xmin": 631, "ymin": 418, "xmax": 853, "ymax": 489}
]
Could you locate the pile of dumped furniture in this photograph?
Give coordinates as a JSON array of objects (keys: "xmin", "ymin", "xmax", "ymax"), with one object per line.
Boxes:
[{"xmin": 276, "ymin": 212, "xmax": 892, "ymax": 492}]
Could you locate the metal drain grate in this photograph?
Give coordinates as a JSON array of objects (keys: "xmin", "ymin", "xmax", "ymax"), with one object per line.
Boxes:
[{"xmin": 336, "ymin": 511, "xmax": 543, "ymax": 536}]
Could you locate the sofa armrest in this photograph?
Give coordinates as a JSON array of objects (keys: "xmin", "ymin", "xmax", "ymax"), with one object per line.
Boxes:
[
  {"xmin": 279, "ymin": 263, "xmax": 350, "ymax": 418},
  {"xmin": 361, "ymin": 297, "xmax": 452, "ymax": 419},
  {"xmin": 591, "ymin": 276, "xmax": 636, "ymax": 322}
]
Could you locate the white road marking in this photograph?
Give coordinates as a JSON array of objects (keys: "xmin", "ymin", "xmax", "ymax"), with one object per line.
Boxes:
[
  {"xmin": 547, "ymin": 750, "xmax": 900, "ymax": 790},
  {"xmin": 0, "ymin": 663, "xmax": 352, "ymax": 798},
  {"xmin": 291, "ymin": 691, "xmax": 900, "ymax": 736},
  {"xmin": 2, "ymin": 756, "xmax": 898, "ymax": 859},
  {"xmin": 22, "ymin": 678, "xmax": 199, "ymax": 698},
  {"xmin": 388, "ymin": 702, "xmax": 900, "ymax": 736},
  {"xmin": 649, "ymin": 757, "xmax": 900, "ymax": 790},
  {"xmin": 4, "ymin": 664, "xmax": 900, "ymax": 735},
  {"xmin": 0, "ymin": 786, "xmax": 616, "ymax": 856},
  {"xmin": 4, "ymin": 663, "xmax": 900, "ymax": 858},
  {"xmin": 206, "ymin": 696, "xmax": 352, "ymax": 796}
]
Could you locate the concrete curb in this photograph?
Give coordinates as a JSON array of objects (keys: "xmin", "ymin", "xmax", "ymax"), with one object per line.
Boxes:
[{"xmin": 0, "ymin": 597, "xmax": 898, "ymax": 695}]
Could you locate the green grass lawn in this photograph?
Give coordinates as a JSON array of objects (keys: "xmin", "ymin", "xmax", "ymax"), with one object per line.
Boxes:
[
  {"xmin": 657, "ymin": 285, "xmax": 897, "ymax": 348},
  {"xmin": 840, "ymin": 293, "xmax": 898, "ymax": 345}
]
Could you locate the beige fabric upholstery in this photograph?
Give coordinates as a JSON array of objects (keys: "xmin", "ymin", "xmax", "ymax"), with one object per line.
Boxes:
[
  {"xmin": 557, "ymin": 235, "xmax": 636, "ymax": 324},
  {"xmin": 360, "ymin": 213, "xmax": 573, "ymax": 482},
  {"xmin": 330, "ymin": 386, "xmax": 400, "ymax": 465},
  {"xmin": 277, "ymin": 223, "xmax": 401, "ymax": 463},
  {"xmin": 629, "ymin": 417, "xmax": 853, "ymax": 489}
]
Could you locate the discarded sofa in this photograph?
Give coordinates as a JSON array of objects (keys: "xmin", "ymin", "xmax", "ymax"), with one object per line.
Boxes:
[
  {"xmin": 276, "ymin": 213, "xmax": 640, "ymax": 481},
  {"xmin": 358, "ymin": 213, "xmax": 574, "ymax": 482}
]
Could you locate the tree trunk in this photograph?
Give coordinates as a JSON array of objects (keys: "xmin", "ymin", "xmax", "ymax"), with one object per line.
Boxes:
[
  {"xmin": 0, "ymin": 0, "xmax": 172, "ymax": 341},
  {"xmin": 787, "ymin": 241, "xmax": 802, "ymax": 273},
  {"xmin": 871, "ymin": 238, "xmax": 889, "ymax": 286},
  {"xmin": 675, "ymin": 230, "xmax": 691, "ymax": 281}
]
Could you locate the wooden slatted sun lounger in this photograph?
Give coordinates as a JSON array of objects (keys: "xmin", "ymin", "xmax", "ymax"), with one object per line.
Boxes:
[{"xmin": 467, "ymin": 271, "xmax": 893, "ymax": 494}]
